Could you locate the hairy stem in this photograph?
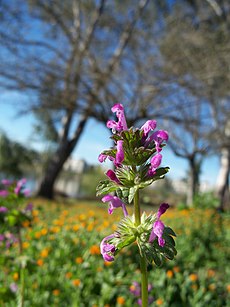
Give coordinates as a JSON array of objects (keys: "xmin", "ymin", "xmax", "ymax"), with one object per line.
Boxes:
[{"xmin": 134, "ymin": 189, "xmax": 148, "ymax": 307}]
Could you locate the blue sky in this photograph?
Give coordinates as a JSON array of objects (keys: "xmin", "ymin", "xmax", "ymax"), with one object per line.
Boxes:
[{"xmin": 0, "ymin": 91, "xmax": 219, "ymax": 187}]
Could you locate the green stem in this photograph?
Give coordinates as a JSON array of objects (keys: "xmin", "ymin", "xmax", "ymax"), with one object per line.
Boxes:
[
  {"xmin": 140, "ymin": 255, "xmax": 148, "ymax": 307},
  {"xmin": 18, "ymin": 266, "xmax": 25, "ymax": 307},
  {"xmin": 134, "ymin": 189, "xmax": 148, "ymax": 307},
  {"xmin": 17, "ymin": 227, "xmax": 25, "ymax": 307},
  {"xmin": 134, "ymin": 189, "xmax": 141, "ymax": 226}
]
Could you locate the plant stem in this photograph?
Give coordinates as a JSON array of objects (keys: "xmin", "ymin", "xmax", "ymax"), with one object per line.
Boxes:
[
  {"xmin": 134, "ymin": 189, "xmax": 141, "ymax": 226},
  {"xmin": 18, "ymin": 266, "xmax": 25, "ymax": 307},
  {"xmin": 17, "ymin": 227, "xmax": 25, "ymax": 307},
  {"xmin": 134, "ymin": 189, "xmax": 148, "ymax": 307}
]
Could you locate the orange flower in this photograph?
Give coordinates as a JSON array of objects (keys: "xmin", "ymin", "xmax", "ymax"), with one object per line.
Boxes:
[
  {"xmin": 13, "ymin": 272, "xmax": 19, "ymax": 281},
  {"xmin": 41, "ymin": 228, "xmax": 48, "ymax": 236},
  {"xmin": 37, "ymin": 259, "xmax": 44, "ymax": 266},
  {"xmin": 189, "ymin": 273, "xmax": 198, "ymax": 282},
  {"xmin": 207, "ymin": 269, "xmax": 215, "ymax": 278},
  {"xmin": 34, "ymin": 231, "xmax": 41, "ymax": 239},
  {"xmin": 117, "ymin": 296, "xmax": 125, "ymax": 305},
  {"xmin": 72, "ymin": 279, "xmax": 81, "ymax": 287},
  {"xmin": 173, "ymin": 266, "xmax": 180, "ymax": 273},
  {"xmin": 62, "ymin": 210, "xmax": 69, "ymax": 216},
  {"xmin": 50, "ymin": 226, "xmax": 60, "ymax": 233},
  {"xmin": 88, "ymin": 210, "xmax": 95, "ymax": 217},
  {"xmin": 65, "ymin": 272, "xmax": 73, "ymax": 279},
  {"xmin": 52, "ymin": 289, "xmax": 60, "ymax": 296},
  {"xmin": 87, "ymin": 223, "xmax": 94, "ymax": 231},
  {"xmin": 226, "ymin": 284, "xmax": 230, "ymax": 293},
  {"xmin": 156, "ymin": 298, "xmax": 164, "ymax": 305},
  {"xmin": 166, "ymin": 270, "xmax": 174, "ymax": 278},
  {"xmin": 79, "ymin": 214, "xmax": 86, "ymax": 221},
  {"xmin": 104, "ymin": 261, "xmax": 113, "ymax": 266},
  {"xmin": 72, "ymin": 225, "xmax": 80, "ymax": 232},
  {"xmin": 22, "ymin": 242, "xmax": 30, "ymax": 249},
  {"xmin": 75, "ymin": 257, "xmax": 83, "ymax": 264},
  {"xmin": 103, "ymin": 221, "xmax": 109, "ymax": 227},
  {"xmin": 40, "ymin": 248, "xmax": 49, "ymax": 258},
  {"xmin": 22, "ymin": 220, "xmax": 30, "ymax": 227},
  {"xmin": 32, "ymin": 210, "xmax": 39, "ymax": 217},
  {"xmin": 90, "ymin": 245, "xmax": 100, "ymax": 255}
]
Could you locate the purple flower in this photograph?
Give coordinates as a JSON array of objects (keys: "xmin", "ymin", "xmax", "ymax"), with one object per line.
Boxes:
[
  {"xmin": 23, "ymin": 189, "xmax": 30, "ymax": 197},
  {"xmin": 1, "ymin": 179, "xmax": 12, "ymax": 186},
  {"xmin": 0, "ymin": 206, "xmax": 8, "ymax": 213},
  {"xmin": 0, "ymin": 190, "xmax": 8, "ymax": 197},
  {"xmin": 100, "ymin": 234, "xmax": 116, "ymax": 262},
  {"xmin": 148, "ymin": 153, "xmax": 162, "ymax": 176},
  {"xmin": 115, "ymin": 140, "xmax": 124, "ymax": 165},
  {"xmin": 5, "ymin": 233, "xmax": 18, "ymax": 249},
  {"xmin": 25, "ymin": 203, "xmax": 33, "ymax": 211},
  {"xmin": 130, "ymin": 281, "xmax": 141, "ymax": 297},
  {"xmin": 0, "ymin": 234, "xmax": 5, "ymax": 242},
  {"xmin": 107, "ymin": 103, "xmax": 128, "ymax": 132},
  {"xmin": 14, "ymin": 178, "xmax": 27, "ymax": 195},
  {"xmin": 151, "ymin": 130, "xmax": 169, "ymax": 152},
  {"xmin": 10, "ymin": 283, "xmax": 18, "ymax": 293},
  {"xmin": 137, "ymin": 297, "xmax": 154, "ymax": 306},
  {"xmin": 102, "ymin": 194, "xmax": 128, "ymax": 217},
  {"xmin": 106, "ymin": 170, "xmax": 120, "ymax": 184},
  {"xmin": 98, "ymin": 153, "xmax": 108, "ymax": 163},
  {"xmin": 98, "ymin": 153, "xmax": 115, "ymax": 164},
  {"xmin": 149, "ymin": 203, "xmax": 169, "ymax": 247},
  {"xmin": 141, "ymin": 120, "xmax": 157, "ymax": 136},
  {"xmin": 157, "ymin": 203, "xmax": 169, "ymax": 219},
  {"xmin": 130, "ymin": 282, "xmax": 154, "ymax": 305}
]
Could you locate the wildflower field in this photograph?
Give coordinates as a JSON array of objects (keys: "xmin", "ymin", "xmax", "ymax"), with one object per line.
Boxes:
[{"xmin": 1, "ymin": 198, "xmax": 230, "ymax": 307}]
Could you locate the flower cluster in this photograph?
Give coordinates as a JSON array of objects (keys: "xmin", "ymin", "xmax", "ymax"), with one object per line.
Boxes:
[
  {"xmin": 97, "ymin": 104, "xmax": 176, "ymax": 265},
  {"xmin": 130, "ymin": 281, "xmax": 154, "ymax": 306},
  {"xmin": 0, "ymin": 178, "xmax": 33, "ymax": 248}
]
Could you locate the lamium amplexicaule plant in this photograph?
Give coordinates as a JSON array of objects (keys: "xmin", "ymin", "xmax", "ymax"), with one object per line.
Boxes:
[
  {"xmin": 0, "ymin": 179, "xmax": 33, "ymax": 307},
  {"xmin": 96, "ymin": 104, "xmax": 177, "ymax": 306}
]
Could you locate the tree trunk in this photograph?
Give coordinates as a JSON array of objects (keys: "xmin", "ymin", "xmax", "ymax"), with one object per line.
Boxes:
[
  {"xmin": 37, "ymin": 115, "xmax": 88, "ymax": 199},
  {"xmin": 216, "ymin": 147, "xmax": 230, "ymax": 211},
  {"xmin": 186, "ymin": 157, "xmax": 200, "ymax": 207}
]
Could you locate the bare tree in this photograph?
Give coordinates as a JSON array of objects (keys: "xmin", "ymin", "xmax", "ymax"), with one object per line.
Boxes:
[
  {"xmin": 1, "ymin": 0, "xmax": 179, "ymax": 199},
  {"xmin": 159, "ymin": 0, "xmax": 230, "ymax": 208}
]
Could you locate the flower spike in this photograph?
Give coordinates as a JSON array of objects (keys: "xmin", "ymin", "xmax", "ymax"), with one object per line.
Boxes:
[{"xmin": 107, "ymin": 103, "xmax": 128, "ymax": 132}]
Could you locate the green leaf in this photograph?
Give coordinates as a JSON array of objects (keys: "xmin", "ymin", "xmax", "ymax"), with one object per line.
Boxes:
[
  {"xmin": 128, "ymin": 186, "xmax": 138, "ymax": 203},
  {"xmin": 161, "ymin": 246, "xmax": 177, "ymax": 260},
  {"xmin": 164, "ymin": 227, "xmax": 177, "ymax": 237},
  {"xmin": 116, "ymin": 236, "xmax": 135, "ymax": 250},
  {"xmin": 139, "ymin": 167, "xmax": 170, "ymax": 189},
  {"xmin": 163, "ymin": 234, "xmax": 176, "ymax": 247},
  {"xmin": 152, "ymin": 250, "xmax": 163, "ymax": 266},
  {"xmin": 96, "ymin": 180, "xmax": 117, "ymax": 196}
]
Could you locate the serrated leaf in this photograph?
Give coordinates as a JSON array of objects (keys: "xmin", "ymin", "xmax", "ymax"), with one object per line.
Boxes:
[
  {"xmin": 96, "ymin": 180, "xmax": 117, "ymax": 196},
  {"xmin": 163, "ymin": 235, "xmax": 176, "ymax": 247},
  {"xmin": 161, "ymin": 246, "xmax": 176, "ymax": 260},
  {"xmin": 128, "ymin": 186, "xmax": 138, "ymax": 203},
  {"xmin": 152, "ymin": 251, "xmax": 163, "ymax": 266},
  {"xmin": 138, "ymin": 167, "xmax": 170, "ymax": 189}
]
